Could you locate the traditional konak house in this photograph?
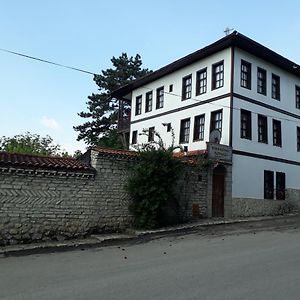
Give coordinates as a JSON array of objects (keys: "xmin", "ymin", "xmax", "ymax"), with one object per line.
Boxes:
[{"xmin": 112, "ymin": 31, "xmax": 300, "ymax": 217}]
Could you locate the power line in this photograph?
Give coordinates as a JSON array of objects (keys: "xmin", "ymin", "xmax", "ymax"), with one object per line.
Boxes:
[
  {"xmin": 0, "ymin": 47, "xmax": 97, "ymax": 76},
  {"xmin": 140, "ymin": 86, "xmax": 300, "ymax": 125}
]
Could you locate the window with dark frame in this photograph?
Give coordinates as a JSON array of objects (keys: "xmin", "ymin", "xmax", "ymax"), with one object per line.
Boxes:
[
  {"xmin": 196, "ymin": 68, "xmax": 207, "ymax": 95},
  {"xmin": 148, "ymin": 127, "xmax": 155, "ymax": 142},
  {"xmin": 169, "ymin": 84, "xmax": 173, "ymax": 92},
  {"xmin": 193, "ymin": 114, "xmax": 205, "ymax": 141},
  {"xmin": 182, "ymin": 75, "xmax": 192, "ymax": 100},
  {"xmin": 210, "ymin": 110, "xmax": 223, "ymax": 134},
  {"xmin": 240, "ymin": 109, "xmax": 252, "ymax": 139},
  {"xmin": 156, "ymin": 87, "xmax": 164, "ymax": 109},
  {"xmin": 258, "ymin": 114, "xmax": 268, "ymax": 143},
  {"xmin": 296, "ymin": 86, "xmax": 300, "ymax": 109},
  {"xmin": 135, "ymin": 95, "xmax": 142, "ymax": 115},
  {"xmin": 145, "ymin": 91, "xmax": 153, "ymax": 112},
  {"xmin": 297, "ymin": 127, "xmax": 300, "ymax": 152},
  {"xmin": 264, "ymin": 170, "xmax": 274, "ymax": 199},
  {"xmin": 257, "ymin": 67, "xmax": 267, "ymax": 95},
  {"xmin": 276, "ymin": 172, "xmax": 286, "ymax": 200},
  {"xmin": 240, "ymin": 60, "xmax": 251, "ymax": 89},
  {"xmin": 273, "ymin": 119, "xmax": 282, "ymax": 147},
  {"xmin": 272, "ymin": 74, "xmax": 280, "ymax": 100},
  {"xmin": 131, "ymin": 130, "xmax": 137, "ymax": 145},
  {"xmin": 212, "ymin": 61, "xmax": 224, "ymax": 90},
  {"xmin": 179, "ymin": 118, "xmax": 190, "ymax": 143}
]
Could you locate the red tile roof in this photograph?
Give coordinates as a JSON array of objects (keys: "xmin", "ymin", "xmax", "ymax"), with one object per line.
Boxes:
[
  {"xmin": 0, "ymin": 151, "xmax": 94, "ymax": 173},
  {"xmin": 91, "ymin": 147, "xmax": 139, "ymax": 157},
  {"xmin": 92, "ymin": 147, "xmax": 207, "ymax": 160}
]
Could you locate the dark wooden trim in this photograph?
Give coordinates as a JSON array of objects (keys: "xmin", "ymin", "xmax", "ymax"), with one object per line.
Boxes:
[
  {"xmin": 233, "ymin": 93, "xmax": 300, "ymax": 120},
  {"xmin": 211, "ymin": 60, "xmax": 224, "ymax": 90},
  {"xmin": 131, "ymin": 93, "xmax": 231, "ymax": 125},
  {"xmin": 229, "ymin": 47, "xmax": 235, "ymax": 147},
  {"xmin": 233, "ymin": 150, "xmax": 300, "ymax": 166}
]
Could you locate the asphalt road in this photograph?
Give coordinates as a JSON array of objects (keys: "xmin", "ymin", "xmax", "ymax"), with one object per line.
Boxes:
[{"xmin": 1, "ymin": 218, "xmax": 300, "ymax": 300}]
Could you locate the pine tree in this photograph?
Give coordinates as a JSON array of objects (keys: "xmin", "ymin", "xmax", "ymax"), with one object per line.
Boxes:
[{"xmin": 74, "ymin": 53, "xmax": 151, "ymax": 147}]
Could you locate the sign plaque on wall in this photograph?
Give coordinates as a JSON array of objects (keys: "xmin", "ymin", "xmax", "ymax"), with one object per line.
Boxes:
[{"xmin": 207, "ymin": 142, "xmax": 232, "ymax": 163}]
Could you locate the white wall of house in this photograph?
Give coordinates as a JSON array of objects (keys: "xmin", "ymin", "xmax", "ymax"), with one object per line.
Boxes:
[
  {"xmin": 129, "ymin": 48, "xmax": 232, "ymax": 149},
  {"xmin": 232, "ymin": 48, "xmax": 300, "ymax": 199}
]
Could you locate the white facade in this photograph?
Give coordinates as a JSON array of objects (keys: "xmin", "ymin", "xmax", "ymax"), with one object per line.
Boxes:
[{"xmin": 117, "ymin": 32, "xmax": 300, "ymax": 208}]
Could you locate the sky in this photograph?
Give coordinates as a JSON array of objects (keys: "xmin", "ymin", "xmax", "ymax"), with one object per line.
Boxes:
[{"xmin": 1, "ymin": 0, "xmax": 300, "ymax": 154}]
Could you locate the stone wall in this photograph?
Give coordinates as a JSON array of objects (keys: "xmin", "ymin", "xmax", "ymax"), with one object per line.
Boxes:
[
  {"xmin": 232, "ymin": 197, "xmax": 296, "ymax": 217},
  {"xmin": 0, "ymin": 150, "xmax": 208, "ymax": 245}
]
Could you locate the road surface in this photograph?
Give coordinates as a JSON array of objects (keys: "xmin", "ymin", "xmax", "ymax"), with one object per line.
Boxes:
[{"xmin": 1, "ymin": 218, "xmax": 300, "ymax": 299}]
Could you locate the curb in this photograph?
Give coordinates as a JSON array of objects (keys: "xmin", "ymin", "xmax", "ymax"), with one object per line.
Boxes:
[{"xmin": 1, "ymin": 214, "xmax": 298, "ymax": 257}]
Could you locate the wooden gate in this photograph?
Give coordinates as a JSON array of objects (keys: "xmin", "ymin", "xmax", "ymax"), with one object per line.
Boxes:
[{"xmin": 212, "ymin": 166, "xmax": 225, "ymax": 217}]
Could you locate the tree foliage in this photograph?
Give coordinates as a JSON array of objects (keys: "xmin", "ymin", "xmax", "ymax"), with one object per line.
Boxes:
[
  {"xmin": 74, "ymin": 53, "xmax": 151, "ymax": 147},
  {"xmin": 126, "ymin": 147, "xmax": 183, "ymax": 229},
  {"xmin": 0, "ymin": 132, "xmax": 61, "ymax": 156}
]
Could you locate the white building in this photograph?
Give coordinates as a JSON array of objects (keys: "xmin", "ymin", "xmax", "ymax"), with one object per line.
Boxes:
[{"xmin": 113, "ymin": 31, "xmax": 300, "ymax": 217}]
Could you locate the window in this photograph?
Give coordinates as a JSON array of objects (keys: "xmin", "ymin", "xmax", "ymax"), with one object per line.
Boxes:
[
  {"xmin": 273, "ymin": 119, "xmax": 282, "ymax": 147},
  {"xmin": 182, "ymin": 75, "xmax": 192, "ymax": 100},
  {"xmin": 145, "ymin": 91, "xmax": 153, "ymax": 112},
  {"xmin": 296, "ymin": 86, "xmax": 300, "ymax": 109},
  {"xmin": 212, "ymin": 61, "xmax": 224, "ymax": 90},
  {"xmin": 210, "ymin": 110, "xmax": 223, "ymax": 134},
  {"xmin": 276, "ymin": 172, "xmax": 285, "ymax": 200},
  {"xmin": 241, "ymin": 60, "xmax": 251, "ymax": 89},
  {"xmin": 179, "ymin": 118, "xmax": 190, "ymax": 143},
  {"xmin": 156, "ymin": 87, "xmax": 164, "ymax": 109},
  {"xmin": 148, "ymin": 127, "xmax": 155, "ymax": 142},
  {"xmin": 297, "ymin": 127, "xmax": 300, "ymax": 152},
  {"xmin": 194, "ymin": 114, "xmax": 205, "ymax": 141},
  {"xmin": 264, "ymin": 170, "xmax": 274, "ymax": 199},
  {"xmin": 169, "ymin": 84, "xmax": 173, "ymax": 92},
  {"xmin": 131, "ymin": 130, "xmax": 137, "ymax": 144},
  {"xmin": 257, "ymin": 67, "xmax": 267, "ymax": 95},
  {"xmin": 196, "ymin": 68, "xmax": 207, "ymax": 95},
  {"xmin": 135, "ymin": 95, "xmax": 142, "ymax": 115},
  {"xmin": 272, "ymin": 74, "xmax": 280, "ymax": 100},
  {"xmin": 258, "ymin": 115, "xmax": 268, "ymax": 143},
  {"xmin": 240, "ymin": 109, "xmax": 252, "ymax": 139}
]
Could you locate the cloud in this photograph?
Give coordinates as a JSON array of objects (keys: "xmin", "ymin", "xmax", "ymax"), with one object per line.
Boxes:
[{"xmin": 41, "ymin": 116, "xmax": 60, "ymax": 130}]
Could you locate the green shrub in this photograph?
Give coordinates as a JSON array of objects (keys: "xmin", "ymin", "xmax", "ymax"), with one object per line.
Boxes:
[{"xmin": 126, "ymin": 148, "xmax": 182, "ymax": 229}]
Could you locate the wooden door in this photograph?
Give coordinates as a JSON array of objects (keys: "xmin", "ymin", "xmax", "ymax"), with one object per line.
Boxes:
[{"xmin": 212, "ymin": 174, "xmax": 224, "ymax": 217}]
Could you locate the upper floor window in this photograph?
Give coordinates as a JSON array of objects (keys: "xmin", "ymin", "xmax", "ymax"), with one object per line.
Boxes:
[
  {"xmin": 212, "ymin": 61, "xmax": 224, "ymax": 90},
  {"xmin": 272, "ymin": 74, "xmax": 280, "ymax": 100},
  {"xmin": 193, "ymin": 114, "xmax": 205, "ymax": 141},
  {"xmin": 156, "ymin": 86, "xmax": 164, "ymax": 109},
  {"xmin": 131, "ymin": 130, "xmax": 138, "ymax": 145},
  {"xmin": 240, "ymin": 109, "xmax": 252, "ymax": 140},
  {"xmin": 135, "ymin": 95, "xmax": 142, "ymax": 115},
  {"xmin": 148, "ymin": 127, "xmax": 155, "ymax": 142},
  {"xmin": 156, "ymin": 87, "xmax": 164, "ymax": 109},
  {"xmin": 182, "ymin": 75, "xmax": 192, "ymax": 100},
  {"xmin": 196, "ymin": 68, "xmax": 207, "ymax": 95},
  {"xmin": 297, "ymin": 127, "xmax": 300, "ymax": 152},
  {"xmin": 210, "ymin": 109, "xmax": 223, "ymax": 134},
  {"xmin": 241, "ymin": 60, "xmax": 251, "ymax": 89},
  {"xmin": 257, "ymin": 67, "xmax": 267, "ymax": 95},
  {"xmin": 169, "ymin": 84, "xmax": 173, "ymax": 92},
  {"xmin": 145, "ymin": 91, "xmax": 153, "ymax": 112},
  {"xmin": 179, "ymin": 118, "xmax": 190, "ymax": 143},
  {"xmin": 273, "ymin": 119, "xmax": 282, "ymax": 147},
  {"xmin": 258, "ymin": 114, "xmax": 268, "ymax": 144},
  {"xmin": 296, "ymin": 86, "xmax": 300, "ymax": 109}
]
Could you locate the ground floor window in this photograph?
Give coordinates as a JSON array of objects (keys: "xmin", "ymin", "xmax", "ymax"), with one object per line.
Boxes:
[{"xmin": 264, "ymin": 170, "xmax": 286, "ymax": 200}]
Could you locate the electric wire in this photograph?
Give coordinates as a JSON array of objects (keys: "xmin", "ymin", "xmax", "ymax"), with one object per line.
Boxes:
[
  {"xmin": 139, "ymin": 85, "xmax": 300, "ymax": 126},
  {"xmin": 0, "ymin": 47, "xmax": 97, "ymax": 76}
]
